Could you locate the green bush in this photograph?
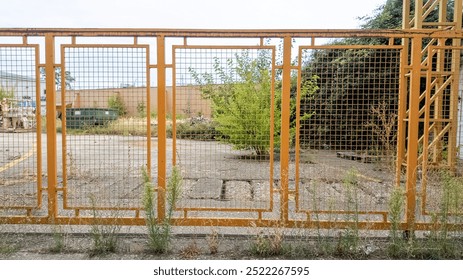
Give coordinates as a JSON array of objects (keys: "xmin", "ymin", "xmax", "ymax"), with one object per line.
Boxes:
[
  {"xmin": 175, "ymin": 118, "xmax": 218, "ymax": 140},
  {"xmin": 0, "ymin": 87, "xmax": 14, "ymax": 100},
  {"xmin": 190, "ymin": 50, "xmax": 317, "ymax": 155},
  {"xmin": 108, "ymin": 94, "xmax": 127, "ymax": 117}
]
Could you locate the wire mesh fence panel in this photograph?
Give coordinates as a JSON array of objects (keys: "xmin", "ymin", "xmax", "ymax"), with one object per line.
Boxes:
[
  {"xmin": 417, "ymin": 46, "xmax": 463, "ymax": 224},
  {"xmin": 0, "ymin": 45, "xmax": 42, "ymax": 213},
  {"xmin": 172, "ymin": 46, "xmax": 276, "ymax": 214},
  {"xmin": 61, "ymin": 45, "xmax": 150, "ymax": 211},
  {"xmin": 294, "ymin": 46, "xmax": 402, "ymax": 223}
]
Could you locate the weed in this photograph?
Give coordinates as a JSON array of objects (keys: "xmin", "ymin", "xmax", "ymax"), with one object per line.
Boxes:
[
  {"xmin": 335, "ymin": 169, "xmax": 360, "ymax": 256},
  {"xmin": 137, "ymin": 101, "xmax": 146, "ymax": 118},
  {"xmin": 108, "ymin": 93, "xmax": 127, "ymax": 117},
  {"xmin": 0, "ymin": 238, "xmax": 18, "ymax": 255},
  {"xmin": 179, "ymin": 240, "xmax": 201, "ymax": 259},
  {"xmin": 387, "ymin": 185, "xmax": 405, "ymax": 258},
  {"xmin": 423, "ymin": 171, "xmax": 463, "ymax": 259},
  {"xmin": 142, "ymin": 166, "xmax": 182, "ymax": 254},
  {"xmin": 89, "ymin": 195, "xmax": 121, "ymax": 256},
  {"xmin": 207, "ymin": 228, "xmax": 220, "ymax": 255},
  {"xmin": 49, "ymin": 224, "xmax": 66, "ymax": 253},
  {"xmin": 365, "ymin": 101, "xmax": 397, "ymax": 169},
  {"xmin": 250, "ymin": 226, "xmax": 289, "ymax": 257}
]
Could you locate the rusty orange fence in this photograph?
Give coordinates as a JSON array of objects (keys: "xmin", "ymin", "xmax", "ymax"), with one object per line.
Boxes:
[{"xmin": 0, "ymin": 28, "xmax": 462, "ymax": 231}]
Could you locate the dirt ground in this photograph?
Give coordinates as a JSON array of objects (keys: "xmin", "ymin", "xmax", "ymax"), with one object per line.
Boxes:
[{"xmin": 0, "ymin": 225, "xmax": 393, "ymax": 260}]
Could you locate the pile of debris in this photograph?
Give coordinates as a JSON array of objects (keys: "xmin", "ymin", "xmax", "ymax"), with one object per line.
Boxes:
[{"xmin": 0, "ymin": 98, "xmax": 36, "ymax": 131}]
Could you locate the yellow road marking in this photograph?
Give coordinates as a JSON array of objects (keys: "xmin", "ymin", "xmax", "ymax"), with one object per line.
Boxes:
[{"xmin": 0, "ymin": 143, "xmax": 36, "ymax": 173}]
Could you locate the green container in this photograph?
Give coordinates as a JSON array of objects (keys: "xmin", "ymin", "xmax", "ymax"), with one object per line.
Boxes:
[{"xmin": 65, "ymin": 108, "xmax": 118, "ymax": 129}]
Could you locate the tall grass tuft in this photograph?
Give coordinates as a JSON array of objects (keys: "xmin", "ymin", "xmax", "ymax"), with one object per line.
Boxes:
[
  {"xmin": 142, "ymin": 166, "xmax": 182, "ymax": 253},
  {"xmin": 387, "ymin": 185, "xmax": 405, "ymax": 257},
  {"xmin": 88, "ymin": 195, "xmax": 121, "ymax": 256}
]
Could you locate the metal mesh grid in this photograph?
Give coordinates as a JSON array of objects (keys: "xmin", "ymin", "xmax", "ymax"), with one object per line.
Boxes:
[
  {"xmin": 62, "ymin": 45, "xmax": 149, "ymax": 210},
  {"xmin": 173, "ymin": 46, "xmax": 275, "ymax": 211},
  {"xmin": 0, "ymin": 45, "xmax": 41, "ymax": 209},
  {"xmin": 295, "ymin": 46, "xmax": 401, "ymax": 221},
  {"xmin": 419, "ymin": 46, "xmax": 461, "ymax": 221}
]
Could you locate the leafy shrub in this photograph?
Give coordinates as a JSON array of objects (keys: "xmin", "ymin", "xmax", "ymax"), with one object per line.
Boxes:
[
  {"xmin": 191, "ymin": 50, "xmax": 317, "ymax": 155},
  {"xmin": 108, "ymin": 94, "xmax": 127, "ymax": 117},
  {"xmin": 137, "ymin": 101, "xmax": 146, "ymax": 118},
  {"xmin": 175, "ymin": 117, "xmax": 218, "ymax": 140}
]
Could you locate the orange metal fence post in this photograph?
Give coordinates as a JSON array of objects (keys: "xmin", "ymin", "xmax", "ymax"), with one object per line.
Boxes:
[
  {"xmin": 45, "ymin": 34, "xmax": 58, "ymax": 221},
  {"xmin": 280, "ymin": 36, "xmax": 292, "ymax": 225},
  {"xmin": 405, "ymin": 35, "xmax": 423, "ymax": 233},
  {"xmin": 157, "ymin": 35, "xmax": 167, "ymax": 223}
]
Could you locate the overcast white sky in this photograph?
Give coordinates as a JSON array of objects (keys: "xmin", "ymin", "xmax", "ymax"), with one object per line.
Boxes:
[{"xmin": 1, "ymin": 0, "xmax": 387, "ymax": 29}]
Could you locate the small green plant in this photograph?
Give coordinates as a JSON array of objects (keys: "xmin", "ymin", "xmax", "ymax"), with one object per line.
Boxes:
[
  {"xmin": 387, "ymin": 186, "xmax": 405, "ymax": 258},
  {"xmin": 0, "ymin": 86, "xmax": 14, "ymax": 100},
  {"xmin": 108, "ymin": 93, "xmax": 127, "ymax": 117},
  {"xmin": 137, "ymin": 101, "xmax": 147, "ymax": 118},
  {"xmin": 0, "ymin": 232, "xmax": 18, "ymax": 255},
  {"xmin": 49, "ymin": 224, "xmax": 66, "ymax": 253},
  {"xmin": 336, "ymin": 169, "xmax": 360, "ymax": 256},
  {"xmin": 250, "ymin": 226, "xmax": 288, "ymax": 257},
  {"xmin": 425, "ymin": 171, "xmax": 463, "ymax": 258},
  {"xmin": 142, "ymin": 166, "xmax": 182, "ymax": 253},
  {"xmin": 89, "ymin": 195, "xmax": 121, "ymax": 256}
]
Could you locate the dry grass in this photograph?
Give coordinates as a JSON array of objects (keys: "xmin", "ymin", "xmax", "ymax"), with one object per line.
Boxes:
[{"xmin": 179, "ymin": 240, "xmax": 201, "ymax": 259}]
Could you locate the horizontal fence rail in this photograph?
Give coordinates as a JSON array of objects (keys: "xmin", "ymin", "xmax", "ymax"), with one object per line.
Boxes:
[{"xmin": 0, "ymin": 28, "xmax": 462, "ymax": 231}]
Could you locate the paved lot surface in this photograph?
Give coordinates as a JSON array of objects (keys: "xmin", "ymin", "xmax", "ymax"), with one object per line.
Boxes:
[{"xmin": 1, "ymin": 132, "xmax": 397, "ymax": 221}]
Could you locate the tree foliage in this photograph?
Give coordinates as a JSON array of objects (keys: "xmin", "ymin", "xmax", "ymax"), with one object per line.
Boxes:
[
  {"xmin": 299, "ymin": 0, "xmax": 406, "ymax": 151},
  {"xmin": 0, "ymin": 87, "xmax": 14, "ymax": 100},
  {"xmin": 40, "ymin": 68, "xmax": 75, "ymax": 89},
  {"xmin": 191, "ymin": 50, "xmax": 317, "ymax": 155},
  {"xmin": 108, "ymin": 93, "xmax": 127, "ymax": 117}
]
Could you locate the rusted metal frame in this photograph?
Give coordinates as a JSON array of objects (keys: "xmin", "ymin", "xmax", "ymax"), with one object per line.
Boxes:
[
  {"xmin": 178, "ymin": 206, "xmax": 272, "ymax": 213},
  {"xmin": 405, "ymin": 35, "xmax": 424, "ymax": 232},
  {"xmin": 171, "ymin": 45, "xmax": 177, "ymax": 165},
  {"xmin": 59, "ymin": 43, "xmax": 151, "ymax": 212},
  {"xmin": 422, "ymin": 0, "xmax": 444, "ymax": 25},
  {"xmin": 60, "ymin": 44, "xmax": 69, "ymax": 210},
  {"xmin": 306, "ymin": 210, "xmax": 389, "ymax": 223},
  {"xmin": 432, "ymin": 41, "xmax": 447, "ymax": 165},
  {"xmin": 0, "ymin": 43, "xmax": 43, "ymax": 210},
  {"xmin": 416, "ymin": 76, "xmax": 452, "ymax": 126},
  {"xmin": 157, "ymin": 35, "xmax": 167, "ymax": 223},
  {"xmin": 60, "ymin": 206, "xmax": 143, "ymax": 211},
  {"xmin": 304, "ymin": 45, "xmax": 403, "ymax": 50},
  {"xmin": 397, "ymin": 45, "xmax": 409, "ymax": 186},
  {"xmin": 269, "ymin": 44, "xmax": 276, "ymax": 212},
  {"xmin": 146, "ymin": 45, "xmax": 152, "ymax": 176},
  {"xmin": 294, "ymin": 47, "xmax": 303, "ymax": 212},
  {"xmin": 420, "ymin": 46, "xmax": 435, "ymax": 216},
  {"xmin": 45, "ymin": 34, "xmax": 58, "ymax": 222},
  {"xmin": 279, "ymin": 36, "xmax": 292, "ymax": 224},
  {"xmin": 408, "ymin": 0, "xmax": 437, "ymax": 26},
  {"xmin": 170, "ymin": 44, "xmax": 277, "ymax": 214},
  {"xmin": 33, "ymin": 43, "xmax": 43, "ymax": 208},
  {"xmin": 448, "ymin": 0, "xmax": 463, "ymax": 172},
  {"xmin": 447, "ymin": 37, "xmax": 462, "ymax": 170},
  {"xmin": 415, "ymin": 0, "xmax": 425, "ymax": 29},
  {"xmin": 3, "ymin": 28, "xmax": 463, "ymax": 39}
]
